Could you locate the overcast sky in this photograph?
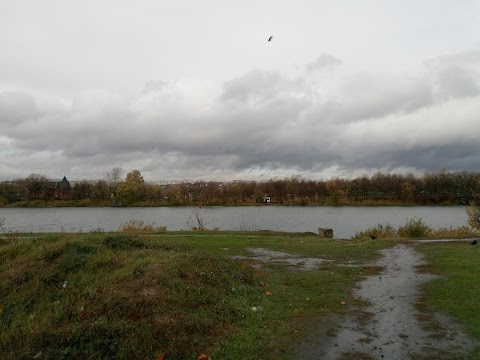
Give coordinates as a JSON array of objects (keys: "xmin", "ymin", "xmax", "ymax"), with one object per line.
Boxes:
[{"xmin": 1, "ymin": 0, "xmax": 480, "ymax": 182}]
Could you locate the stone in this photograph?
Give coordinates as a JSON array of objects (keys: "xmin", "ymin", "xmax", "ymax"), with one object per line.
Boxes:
[{"xmin": 318, "ymin": 228, "xmax": 334, "ymax": 238}]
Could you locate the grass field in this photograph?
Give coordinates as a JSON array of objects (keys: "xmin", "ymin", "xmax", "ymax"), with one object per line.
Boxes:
[
  {"xmin": 1, "ymin": 231, "xmax": 479, "ymax": 359},
  {"xmin": 415, "ymin": 241, "xmax": 480, "ymax": 342}
]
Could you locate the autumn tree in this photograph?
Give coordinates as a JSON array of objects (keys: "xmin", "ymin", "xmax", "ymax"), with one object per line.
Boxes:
[
  {"xmin": 325, "ymin": 178, "xmax": 347, "ymax": 204},
  {"xmin": 0, "ymin": 180, "xmax": 23, "ymax": 204},
  {"xmin": 400, "ymin": 181, "xmax": 416, "ymax": 202},
  {"xmin": 144, "ymin": 183, "xmax": 163, "ymax": 203},
  {"xmin": 72, "ymin": 181, "xmax": 93, "ymax": 200},
  {"xmin": 165, "ymin": 185, "xmax": 184, "ymax": 206},
  {"xmin": 92, "ymin": 180, "xmax": 110, "ymax": 201},
  {"xmin": 115, "ymin": 170, "xmax": 145, "ymax": 205},
  {"xmin": 24, "ymin": 174, "xmax": 49, "ymax": 200}
]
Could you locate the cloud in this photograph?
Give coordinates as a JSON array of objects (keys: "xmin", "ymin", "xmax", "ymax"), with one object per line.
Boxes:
[
  {"xmin": 331, "ymin": 73, "xmax": 434, "ymax": 121},
  {"xmin": 1, "ymin": 57, "xmax": 480, "ymax": 181},
  {"xmin": 434, "ymin": 66, "xmax": 479, "ymax": 99},
  {"xmin": 0, "ymin": 92, "xmax": 39, "ymax": 125},
  {"xmin": 305, "ymin": 54, "xmax": 342, "ymax": 72},
  {"xmin": 427, "ymin": 49, "xmax": 480, "ymax": 99},
  {"xmin": 334, "ymin": 95, "xmax": 480, "ymax": 171}
]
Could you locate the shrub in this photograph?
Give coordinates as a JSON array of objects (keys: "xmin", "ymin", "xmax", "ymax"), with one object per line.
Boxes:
[{"xmin": 397, "ymin": 218, "xmax": 430, "ymax": 238}]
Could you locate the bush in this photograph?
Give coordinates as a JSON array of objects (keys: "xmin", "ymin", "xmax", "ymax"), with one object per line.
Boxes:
[{"xmin": 397, "ymin": 218, "xmax": 430, "ymax": 238}]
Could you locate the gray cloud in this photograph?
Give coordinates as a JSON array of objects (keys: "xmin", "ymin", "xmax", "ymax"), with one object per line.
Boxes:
[
  {"xmin": 332, "ymin": 73, "xmax": 434, "ymax": 122},
  {"xmin": 436, "ymin": 66, "xmax": 479, "ymax": 98},
  {"xmin": 427, "ymin": 49, "xmax": 480, "ymax": 99},
  {"xmin": 1, "ymin": 59, "xmax": 480, "ymax": 181},
  {"xmin": 0, "ymin": 92, "xmax": 39, "ymax": 125},
  {"xmin": 305, "ymin": 54, "xmax": 342, "ymax": 72}
]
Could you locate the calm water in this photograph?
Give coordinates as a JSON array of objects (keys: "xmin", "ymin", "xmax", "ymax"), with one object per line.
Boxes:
[{"xmin": 0, "ymin": 206, "xmax": 470, "ymax": 239}]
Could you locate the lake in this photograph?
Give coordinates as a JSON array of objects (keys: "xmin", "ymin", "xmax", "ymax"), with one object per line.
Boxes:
[{"xmin": 0, "ymin": 206, "xmax": 470, "ymax": 239}]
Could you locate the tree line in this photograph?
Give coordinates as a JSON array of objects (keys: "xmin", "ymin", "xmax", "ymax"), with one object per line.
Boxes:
[{"xmin": 1, "ymin": 169, "xmax": 479, "ymax": 207}]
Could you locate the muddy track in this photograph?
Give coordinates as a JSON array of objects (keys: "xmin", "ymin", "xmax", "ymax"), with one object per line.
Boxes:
[{"xmin": 293, "ymin": 244, "xmax": 478, "ymax": 360}]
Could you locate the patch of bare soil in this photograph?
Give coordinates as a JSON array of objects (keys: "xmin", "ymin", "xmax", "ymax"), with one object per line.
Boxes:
[{"xmin": 292, "ymin": 244, "xmax": 478, "ymax": 360}]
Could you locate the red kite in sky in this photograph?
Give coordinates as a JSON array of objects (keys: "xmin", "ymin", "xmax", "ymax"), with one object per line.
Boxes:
[{"xmin": 268, "ymin": 36, "xmax": 273, "ymax": 42}]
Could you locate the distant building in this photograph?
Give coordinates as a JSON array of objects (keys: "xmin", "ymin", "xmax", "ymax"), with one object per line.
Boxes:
[{"xmin": 54, "ymin": 176, "xmax": 71, "ymax": 199}]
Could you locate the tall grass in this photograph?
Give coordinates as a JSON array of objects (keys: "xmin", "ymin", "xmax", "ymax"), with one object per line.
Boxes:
[
  {"xmin": 397, "ymin": 218, "xmax": 431, "ymax": 237},
  {"xmin": 352, "ymin": 217, "xmax": 479, "ymax": 240},
  {"xmin": 119, "ymin": 219, "xmax": 167, "ymax": 232}
]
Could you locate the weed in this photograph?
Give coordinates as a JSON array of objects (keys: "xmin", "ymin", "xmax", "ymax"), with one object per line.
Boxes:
[{"xmin": 186, "ymin": 208, "xmax": 212, "ymax": 230}]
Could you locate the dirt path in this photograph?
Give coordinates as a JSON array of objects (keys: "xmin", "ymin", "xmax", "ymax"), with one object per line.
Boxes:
[{"xmin": 293, "ymin": 244, "xmax": 478, "ymax": 360}]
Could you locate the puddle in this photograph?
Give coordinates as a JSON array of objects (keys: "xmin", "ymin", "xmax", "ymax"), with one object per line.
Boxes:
[
  {"xmin": 231, "ymin": 247, "xmax": 332, "ymax": 270},
  {"xmin": 293, "ymin": 244, "xmax": 478, "ymax": 359}
]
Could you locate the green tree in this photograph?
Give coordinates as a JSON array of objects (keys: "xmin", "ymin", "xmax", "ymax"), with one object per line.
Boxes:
[{"xmin": 115, "ymin": 170, "xmax": 145, "ymax": 205}]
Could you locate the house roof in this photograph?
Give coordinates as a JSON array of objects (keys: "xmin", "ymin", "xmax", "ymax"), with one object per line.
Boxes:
[{"xmin": 56, "ymin": 176, "xmax": 71, "ymax": 190}]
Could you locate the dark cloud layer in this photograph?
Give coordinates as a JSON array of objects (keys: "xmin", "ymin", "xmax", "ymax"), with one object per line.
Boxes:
[{"xmin": 1, "ymin": 50, "xmax": 480, "ymax": 181}]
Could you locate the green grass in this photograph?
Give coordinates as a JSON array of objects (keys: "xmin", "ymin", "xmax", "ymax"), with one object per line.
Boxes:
[
  {"xmin": 415, "ymin": 241, "xmax": 480, "ymax": 358},
  {"xmin": 0, "ymin": 231, "xmax": 391, "ymax": 360},
  {"xmin": 2, "ymin": 231, "xmax": 479, "ymax": 359}
]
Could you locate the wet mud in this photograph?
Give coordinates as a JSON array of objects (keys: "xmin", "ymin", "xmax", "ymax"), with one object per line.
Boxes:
[
  {"xmin": 292, "ymin": 244, "xmax": 478, "ymax": 360},
  {"xmin": 232, "ymin": 247, "xmax": 332, "ymax": 270}
]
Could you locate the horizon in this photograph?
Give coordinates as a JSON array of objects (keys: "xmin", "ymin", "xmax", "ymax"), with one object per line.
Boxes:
[{"xmin": 2, "ymin": 168, "xmax": 477, "ymax": 185}]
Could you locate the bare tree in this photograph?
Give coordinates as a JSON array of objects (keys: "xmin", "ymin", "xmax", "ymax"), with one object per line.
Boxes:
[
  {"xmin": 106, "ymin": 167, "xmax": 124, "ymax": 185},
  {"xmin": 105, "ymin": 167, "xmax": 124, "ymax": 197}
]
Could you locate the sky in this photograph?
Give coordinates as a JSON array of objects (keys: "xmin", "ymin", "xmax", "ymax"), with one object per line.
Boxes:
[{"xmin": 1, "ymin": 0, "xmax": 480, "ymax": 182}]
